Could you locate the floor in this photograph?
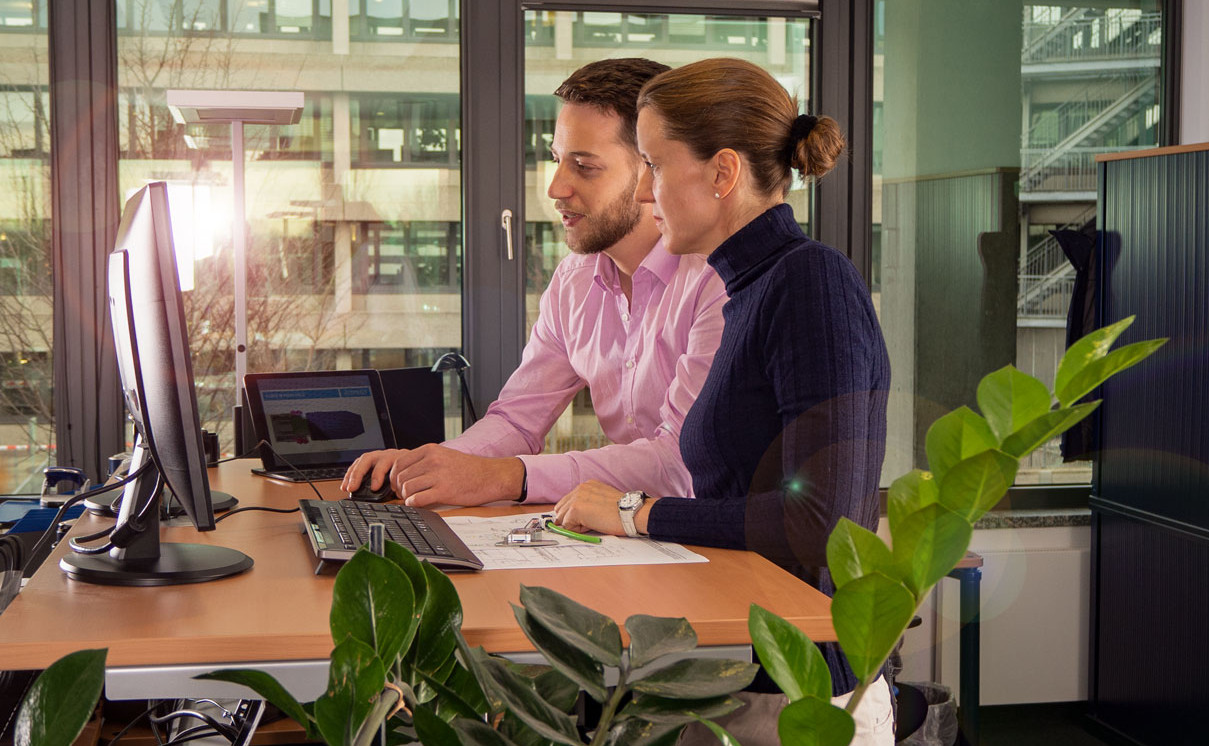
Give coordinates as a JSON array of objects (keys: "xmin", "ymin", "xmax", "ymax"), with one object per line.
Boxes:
[{"xmin": 976, "ymin": 702, "xmax": 1118, "ymax": 746}]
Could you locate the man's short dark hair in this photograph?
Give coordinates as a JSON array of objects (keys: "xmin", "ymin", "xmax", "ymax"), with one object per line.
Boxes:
[{"xmin": 554, "ymin": 58, "xmax": 671, "ymax": 150}]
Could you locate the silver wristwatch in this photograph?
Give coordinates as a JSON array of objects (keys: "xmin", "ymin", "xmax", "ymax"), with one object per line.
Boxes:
[{"xmin": 618, "ymin": 490, "xmax": 648, "ymax": 537}]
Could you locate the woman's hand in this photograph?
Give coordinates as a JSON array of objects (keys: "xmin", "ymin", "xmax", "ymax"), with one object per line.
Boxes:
[{"xmin": 554, "ymin": 480, "xmax": 655, "ymax": 536}]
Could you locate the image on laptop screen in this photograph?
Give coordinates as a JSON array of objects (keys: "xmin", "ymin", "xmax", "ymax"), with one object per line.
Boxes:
[{"xmin": 246, "ymin": 370, "xmax": 394, "ymax": 470}]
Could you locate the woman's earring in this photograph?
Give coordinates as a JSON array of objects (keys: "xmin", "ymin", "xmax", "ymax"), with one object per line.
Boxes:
[{"xmin": 714, "ymin": 192, "xmax": 721, "ymax": 199}]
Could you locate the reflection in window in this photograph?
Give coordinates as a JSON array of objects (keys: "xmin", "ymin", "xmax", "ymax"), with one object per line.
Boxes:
[
  {"xmin": 873, "ymin": 1, "xmax": 1162, "ymax": 486},
  {"xmin": 0, "ymin": 21, "xmax": 51, "ymax": 492},
  {"xmin": 352, "ymin": 94, "xmax": 458, "ymax": 166}
]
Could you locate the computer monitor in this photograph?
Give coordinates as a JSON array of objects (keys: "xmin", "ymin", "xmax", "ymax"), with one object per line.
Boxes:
[{"xmin": 59, "ymin": 182, "xmax": 253, "ymax": 586}]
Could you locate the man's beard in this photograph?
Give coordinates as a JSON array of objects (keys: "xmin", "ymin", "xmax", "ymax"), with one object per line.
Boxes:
[{"xmin": 563, "ymin": 174, "xmax": 642, "ymax": 255}]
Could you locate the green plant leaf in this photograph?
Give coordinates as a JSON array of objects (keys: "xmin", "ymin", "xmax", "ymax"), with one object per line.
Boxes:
[
  {"xmin": 455, "ymin": 638, "xmax": 505, "ymax": 716},
  {"xmin": 826, "ymin": 517, "xmax": 893, "ymax": 589},
  {"xmin": 1053, "ymin": 316, "xmax": 1134, "ymax": 401},
  {"xmin": 924, "ymin": 407, "xmax": 998, "ymax": 481},
  {"xmin": 688, "ymin": 716, "xmax": 742, "ymax": 746},
  {"xmin": 469, "ymin": 649, "xmax": 581, "ymax": 746},
  {"xmin": 512, "ymin": 603, "xmax": 608, "ymax": 702},
  {"xmin": 1000, "ymin": 402, "xmax": 1100, "ymax": 459},
  {"xmin": 197, "ymin": 668, "xmax": 316, "ymax": 738},
  {"xmin": 891, "ymin": 503, "xmax": 974, "ymax": 598},
  {"xmin": 604, "ymin": 718, "xmax": 684, "ymax": 746},
  {"xmin": 384, "ymin": 540, "xmax": 429, "ymax": 611},
  {"xmin": 14, "ymin": 648, "xmax": 106, "ymax": 746},
  {"xmin": 414, "ymin": 561, "xmax": 464, "ymax": 675},
  {"xmin": 438, "ymin": 660, "xmax": 489, "ymax": 717},
  {"xmin": 937, "ymin": 449, "xmax": 1017, "ymax": 521},
  {"xmin": 450, "ymin": 717, "xmax": 522, "ymax": 746},
  {"xmin": 518, "ymin": 585, "xmax": 622, "ymax": 667},
  {"xmin": 886, "ymin": 470, "xmax": 939, "ymax": 535},
  {"xmin": 748, "ymin": 604, "xmax": 831, "ymax": 702},
  {"xmin": 1056, "ymin": 339, "xmax": 1167, "ymax": 407},
  {"xmin": 331, "ymin": 549, "xmax": 418, "ymax": 666},
  {"xmin": 314, "ymin": 637, "xmax": 387, "ymax": 746},
  {"xmin": 629, "ymin": 658, "xmax": 759, "ymax": 699},
  {"xmin": 777, "ymin": 696, "xmax": 856, "ymax": 746},
  {"xmin": 415, "ymin": 667, "xmax": 485, "ymax": 722},
  {"xmin": 626, "ymin": 614, "xmax": 698, "ymax": 669},
  {"xmin": 977, "ymin": 365, "xmax": 1052, "ymax": 441},
  {"xmin": 413, "ymin": 702, "xmax": 463, "ymax": 746},
  {"xmin": 831, "ymin": 573, "xmax": 916, "ymax": 683},
  {"xmin": 620, "ymin": 693, "xmax": 744, "ymax": 724},
  {"xmin": 533, "ymin": 668, "xmax": 581, "ymax": 713}
]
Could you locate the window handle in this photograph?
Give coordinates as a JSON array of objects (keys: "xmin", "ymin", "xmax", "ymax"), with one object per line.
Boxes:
[{"xmin": 501, "ymin": 208, "xmax": 515, "ymax": 261}]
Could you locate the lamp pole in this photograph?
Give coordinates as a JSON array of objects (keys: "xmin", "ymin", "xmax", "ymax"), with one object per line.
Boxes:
[
  {"xmin": 166, "ymin": 90, "xmax": 304, "ymax": 454},
  {"xmin": 231, "ymin": 120, "xmax": 248, "ymax": 402}
]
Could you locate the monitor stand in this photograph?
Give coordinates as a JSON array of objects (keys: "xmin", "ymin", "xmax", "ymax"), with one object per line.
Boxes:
[
  {"xmin": 60, "ymin": 544, "xmax": 252, "ymax": 587},
  {"xmin": 86, "ymin": 490, "xmax": 238, "ymax": 517}
]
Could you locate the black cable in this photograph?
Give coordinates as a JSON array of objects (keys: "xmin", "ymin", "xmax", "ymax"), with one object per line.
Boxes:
[
  {"xmin": 255, "ymin": 439, "xmax": 325, "ymax": 501},
  {"xmin": 105, "ymin": 700, "xmax": 169, "ymax": 745},
  {"xmin": 150, "ymin": 708, "xmax": 239, "ymax": 741},
  {"xmin": 214, "ymin": 505, "xmax": 300, "ymax": 523},
  {"xmin": 23, "ymin": 458, "xmax": 155, "ymax": 569}
]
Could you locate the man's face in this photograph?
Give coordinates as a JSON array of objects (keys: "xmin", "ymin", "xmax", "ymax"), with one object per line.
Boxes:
[{"xmin": 547, "ymin": 103, "xmax": 643, "ymax": 255}]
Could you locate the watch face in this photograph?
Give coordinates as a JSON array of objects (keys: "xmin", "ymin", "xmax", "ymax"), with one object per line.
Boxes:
[{"xmin": 619, "ymin": 491, "xmax": 644, "ymax": 510}]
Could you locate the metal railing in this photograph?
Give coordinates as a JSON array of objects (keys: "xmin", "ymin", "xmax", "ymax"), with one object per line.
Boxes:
[
  {"xmin": 1020, "ymin": 205, "xmax": 1096, "ymax": 278},
  {"xmin": 1018, "ymin": 273, "xmax": 1076, "ymax": 318},
  {"xmin": 1021, "ymin": 146, "xmax": 1117, "ymax": 193},
  {"xmin": 1024, "ymin": 75, "xmax": 1150, "ymax": 149},
  {"xmin": 1023, "ymin": 11, "xmax": 1161, "ymax": 64}
]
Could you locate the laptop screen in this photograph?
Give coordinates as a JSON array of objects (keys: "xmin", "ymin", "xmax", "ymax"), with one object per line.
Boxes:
[{"xmin": 245, "ymin": 370, "xmax": 396, "ymax": 470}]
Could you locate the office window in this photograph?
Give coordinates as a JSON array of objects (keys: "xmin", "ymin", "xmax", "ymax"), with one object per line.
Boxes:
[
  {"xmin": 0, "ymin": 31, "xmax": 50, "ymax": 492},
  {"xmin": 873, "ymin": 1, "xmax": 1163, "ymax": 487},
  {"xmin": 117, "ymin": 0, "xmax": 464, "ymax": 451},
  {"xmin": 523, "ymin": 11, "xmax": 813, "ymax": 455}
]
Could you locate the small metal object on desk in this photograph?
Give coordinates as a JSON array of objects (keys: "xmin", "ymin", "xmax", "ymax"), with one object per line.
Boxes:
[{"xmin": 496, "ymin": 517, "xmax": 558, "ymax": 547}]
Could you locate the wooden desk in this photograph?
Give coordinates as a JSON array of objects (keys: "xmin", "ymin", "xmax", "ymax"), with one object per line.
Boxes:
[{"xmin": 0, "ymin": 461, "xmax": 834, "ymax": 699}]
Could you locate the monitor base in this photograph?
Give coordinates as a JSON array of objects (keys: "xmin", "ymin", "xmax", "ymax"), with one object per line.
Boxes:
[{"xmin": 60, "ymin": 543, "xmax": 253, "ymax": 587}]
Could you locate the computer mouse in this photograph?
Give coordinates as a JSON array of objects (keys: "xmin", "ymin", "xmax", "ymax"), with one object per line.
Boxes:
[{"xmin": 349, "ymin": 480, "xmax": 395, "ymax": 503}]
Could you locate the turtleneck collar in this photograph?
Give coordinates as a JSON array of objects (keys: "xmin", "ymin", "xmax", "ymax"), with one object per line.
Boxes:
[{"xmin": 706, "ymin": 203, "xmax": 806, "ymax": 294}]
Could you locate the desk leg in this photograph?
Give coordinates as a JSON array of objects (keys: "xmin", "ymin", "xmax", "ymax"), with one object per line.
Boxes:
[{"xmin": 952, "ymin": 566, "xmax": 981, "ymax": 746}]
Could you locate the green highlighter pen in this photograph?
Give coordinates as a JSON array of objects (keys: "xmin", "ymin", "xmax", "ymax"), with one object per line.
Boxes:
[{"xmin": 542, "ymin": 518, "xmax": 602, "ymax": 544}]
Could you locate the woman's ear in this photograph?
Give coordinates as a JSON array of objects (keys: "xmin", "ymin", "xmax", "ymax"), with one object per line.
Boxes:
[{"xmin": 712, "ymin": 148, "xmax": 742, "ymax": 200}]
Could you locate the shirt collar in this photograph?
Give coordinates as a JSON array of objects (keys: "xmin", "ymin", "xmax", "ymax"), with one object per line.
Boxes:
[
  {"xmin": 592, "ymin": 236, "xmax": 676, "ymax": 293},
  {"xmin": 707, "ymin": 203, "xmax": 804, "ymax": 292}
]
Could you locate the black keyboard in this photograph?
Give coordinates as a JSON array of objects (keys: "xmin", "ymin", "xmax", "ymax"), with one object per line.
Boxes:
[
  {"xmin": 256, "ymin": 466, "xmax": 349, "ymax": 483},
  {"xmin": 299, "ymin": 499, "xmax": 483, "ymax": 572}
]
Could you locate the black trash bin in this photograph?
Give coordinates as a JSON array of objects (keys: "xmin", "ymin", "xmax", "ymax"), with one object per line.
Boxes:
[{"xmin": 896, "ymin": 681, "xmax": 958, "ymax": 745}]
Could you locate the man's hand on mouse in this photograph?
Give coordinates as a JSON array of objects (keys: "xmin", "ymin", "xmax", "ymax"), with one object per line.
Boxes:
[{"xmin": 342, "ymin": 445, "xmax": 526, "ymax": 507}]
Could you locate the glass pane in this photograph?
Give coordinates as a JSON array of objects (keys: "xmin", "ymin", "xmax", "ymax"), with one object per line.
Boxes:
[
  {"xmin": 232, "ymin": 0, "xmax": 269, "ymax": 33},
  {"xmin": 118, "ymin": 0, "xmax": 464, "ymax": 455},
  {"xmin": 872, "ymin": 1, "xmax": 1162, "ymax": 486},
  {"xmin": 523, "ymin": 11, "xmax": 812, "ymax": 455},
  {"xmin": 0, "ymin": 31, "xmax": 51, "ymax": 492}
]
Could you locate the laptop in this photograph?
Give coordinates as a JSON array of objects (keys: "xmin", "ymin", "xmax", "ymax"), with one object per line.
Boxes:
[{"xmin": 244, "ymin": 369, "xmax": 397, "ymax": 482}]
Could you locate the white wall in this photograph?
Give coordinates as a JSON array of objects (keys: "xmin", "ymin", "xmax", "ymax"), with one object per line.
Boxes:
[{"xmin": 1181, "ymin": 0, "xmax": 1209, "ymax": 144}]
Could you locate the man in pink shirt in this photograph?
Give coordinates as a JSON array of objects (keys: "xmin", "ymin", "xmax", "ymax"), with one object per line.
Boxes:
[{"xmin": 342, "ymin": 58, "xmax": 726, "ymax": 507}]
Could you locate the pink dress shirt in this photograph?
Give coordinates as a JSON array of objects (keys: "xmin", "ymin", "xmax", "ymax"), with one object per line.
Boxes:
[{"xmin": 446, "ymin": 239, "xmax": 726, "ymax": 502}]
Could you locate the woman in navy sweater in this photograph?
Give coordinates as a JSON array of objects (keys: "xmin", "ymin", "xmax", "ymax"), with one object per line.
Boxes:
[{"xmin": 553, "ymin": 57, "xmax": 892, "ymax": 744}]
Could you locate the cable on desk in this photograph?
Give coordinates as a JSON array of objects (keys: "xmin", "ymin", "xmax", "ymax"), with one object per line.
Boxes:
[
  {"xmin": 23, "ymin": 459, "xmax": 156, "ymax": 568},
  {"xmin": 69, "ymin": 472, "xmax": 166, "ymax": 555},
  {"xmin": 214, "ymin": 505, "xmax": 300, "ymax": 523},
  {"xmin": 253, "ymin": 439, "xmax": 327, "ymax": 501}
]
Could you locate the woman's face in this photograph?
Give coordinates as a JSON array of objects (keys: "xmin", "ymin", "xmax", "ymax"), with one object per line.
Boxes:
[{"xmin": 635, "ymin": 108, "xmax": 722, "ymax": 256}]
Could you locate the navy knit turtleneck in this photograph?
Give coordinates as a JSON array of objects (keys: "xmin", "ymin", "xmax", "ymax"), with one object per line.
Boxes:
[{"xmin": 646, "ymin": 203, "xmax": 890, "ymax": 696}]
